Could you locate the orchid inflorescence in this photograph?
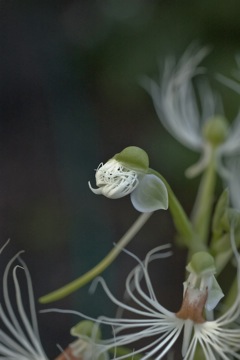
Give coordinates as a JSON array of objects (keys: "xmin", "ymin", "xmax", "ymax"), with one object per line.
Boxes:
[{"xmin": 2, "ymin": 45, "xmax": 240, "ymax": 360}]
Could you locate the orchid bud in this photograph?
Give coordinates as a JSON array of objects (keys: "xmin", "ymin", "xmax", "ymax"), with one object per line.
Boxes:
[
  {"xmin": 203, "ymin": 116, "xmax": 229, "ymax": 147},
  {"xmin": 89, "ymin": 146, "xmax": 168, "ymax": 212}
]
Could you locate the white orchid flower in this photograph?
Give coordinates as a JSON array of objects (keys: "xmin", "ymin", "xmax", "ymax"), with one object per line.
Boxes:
[
  {"xmin": 98, "ymin": 241, "xmax": 240, "ymax": 359},
  {"xmin": 88, "ymin": 146, "xmax": 168, "ymax": 213},
  {"xmin": 183, "ymin": 252, "xmax": 224, "ymax": 313},
  {"xmin": 0, "ymin": 248, "xmax": 49, "ymax": 360},
  {"xmin": 143, "ymin": 45, "xmax": 240, "ymax": 179},
  {"xmin": 49, "ymin": 238, "xmax": 240, "ymax": 360}
]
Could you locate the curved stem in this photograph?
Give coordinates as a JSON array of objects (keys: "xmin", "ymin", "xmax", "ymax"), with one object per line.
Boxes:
[
  {"xmin": 149, "ymin": 169, "xmax": 197, "ymax": 249},
  {"xmin": 39, "ymin": 212, "xmax": 152, "ymax": 304}
]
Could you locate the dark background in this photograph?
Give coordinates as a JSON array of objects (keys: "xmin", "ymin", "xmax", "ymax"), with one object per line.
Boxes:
[{"xmin": 1, "ymin": 1, "xmax": 240, "ymax": 358}]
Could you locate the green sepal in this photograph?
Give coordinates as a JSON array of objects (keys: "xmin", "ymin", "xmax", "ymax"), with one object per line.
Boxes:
[
  {"xmin": 114, "ymin": 146, "xmax": 149, "ymax": 173},
  {"xmin": 187, "ymin": 251, "xmax": 215, "ymax": 275}
]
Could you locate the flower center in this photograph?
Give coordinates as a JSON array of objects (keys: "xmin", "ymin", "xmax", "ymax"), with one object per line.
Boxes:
[{"xmin": 175, "ymin": 287, "xmax": 208, "ymax": 323}]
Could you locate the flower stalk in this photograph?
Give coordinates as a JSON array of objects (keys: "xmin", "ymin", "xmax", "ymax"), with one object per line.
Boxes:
[
  {"xmin": 39, "ymin": 212, "xmax": 152, "ymax": 304},
  {"xmin": 191, "ymin": 149, "xmax": 217, "ymax": 245},
  {"xmin": 149, "ymin": 168, "xmax": 200, "ymax": 250}
]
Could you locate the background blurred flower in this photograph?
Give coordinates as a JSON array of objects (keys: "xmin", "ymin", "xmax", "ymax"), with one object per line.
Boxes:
[{"xmin": 143, "ymin": 45, "xmax": 240, "ymax": 179}]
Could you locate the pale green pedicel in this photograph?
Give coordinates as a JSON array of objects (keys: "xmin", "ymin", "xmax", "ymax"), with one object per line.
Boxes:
[
  {"xmin": 190, "ymin": 116, "xmax": 229, "ymax": 247},
  {"xmin": 39, "ymin": 211, "xmax": 152, "ymax": 303}
]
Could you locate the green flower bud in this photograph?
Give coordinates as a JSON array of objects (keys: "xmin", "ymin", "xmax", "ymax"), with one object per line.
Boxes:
[{"xmin": 202, "ymin": 116, "xmax": 229, "ymax": 147}]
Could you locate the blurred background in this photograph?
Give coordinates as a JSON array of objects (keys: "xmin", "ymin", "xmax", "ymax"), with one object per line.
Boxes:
[{"xmin": 1, "ymin": 0, "xmax": 240, "ymax": 358}]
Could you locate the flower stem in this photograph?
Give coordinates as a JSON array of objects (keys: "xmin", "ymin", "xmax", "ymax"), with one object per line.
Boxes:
[
  {"xmin": 223, "ymin": 276, "xmax": 237, "ymax": 310},
  {"xmin": 39, "ymin": 212, "xmax": 152, "ymax": 304},
  {"xmin": 191, "ymin": 151, "xmax": 216, "ymax": 245},
  {"xmin": 149, "ymin": 169, "xmax": 199, "ymax": 249}
]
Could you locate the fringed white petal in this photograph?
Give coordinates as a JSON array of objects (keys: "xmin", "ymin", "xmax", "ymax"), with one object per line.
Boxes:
[
  {"xmin": 0, "ymin": 253, "xmax": 49, "ymax": 360},
  {"xmin": 142, "ymin": 46, "xmax": 214, "ymax": 152}
]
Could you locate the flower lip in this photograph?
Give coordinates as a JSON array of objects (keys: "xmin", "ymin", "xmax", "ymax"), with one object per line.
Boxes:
[{"xmin": 89, "ymin": 159, "xmax": 139, "ymax": 199}]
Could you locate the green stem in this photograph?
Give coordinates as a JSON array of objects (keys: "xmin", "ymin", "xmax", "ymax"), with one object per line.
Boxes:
[
  {"xmin": 149, "ymin": 168, "xmax": 197, "ymax": 249},
  {"xmin": 191, "ymin": 151, "xmax": 216, "ymax": 244},
  {"xmin": 221, "ymin": 223, "xmax": 239, "ymax": 312},
  {"xmin": 223, "ymin": 276, "xmax": 237, "ymax": 310},
  {"xmin": 39, "ymin": 212, "xmax": 152, "ymax": 303}
]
